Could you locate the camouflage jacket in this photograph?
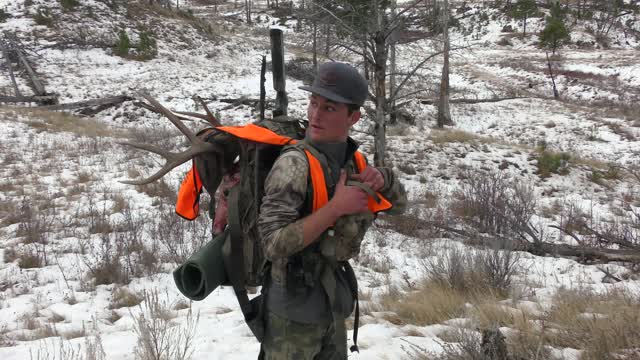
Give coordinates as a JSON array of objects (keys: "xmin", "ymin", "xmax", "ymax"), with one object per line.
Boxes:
[{"xmin": 257, "ymin": 139, "xmax": 407, "ymax": 286}]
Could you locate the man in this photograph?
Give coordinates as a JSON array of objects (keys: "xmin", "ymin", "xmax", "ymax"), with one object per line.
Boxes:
[{"xmin": 258, "ymin": 62, "xmax": 407, "ymax": 359}]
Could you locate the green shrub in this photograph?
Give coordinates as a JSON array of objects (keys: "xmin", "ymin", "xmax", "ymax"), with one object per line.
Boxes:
[
  {"xmin": 587, "ymin": 170, "xmax": 604, "ymax": 185},
  {"xmin": 114, "ymin": 30, "xmax": 130, "ymax": 57},
  {"xmin": 603, "ymin": 164, "xmax": 622, "ymax": 180},
  {"xmin": 33, "ymin": 8, "xmax": 54, "ymax": 27},
  {"xmin": 60, "ymin": 0, "xmax": 80, "ymax": 11},
  {"xmin": 536, "ymin": 150, "xmax": 571, "ymax": 178},
  {"xmin": 0, "ymin": 9, "xmax": 10, "ymax": 23},
  {"xmin": 137, "ymin": 30, "xmax": 157, "ymax": 60}
]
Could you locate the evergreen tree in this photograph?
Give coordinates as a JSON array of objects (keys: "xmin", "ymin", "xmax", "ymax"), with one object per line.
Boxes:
[
  {"xmin": 114, "ymin": 30, "xmax": 130, "ymax": 58},
  {"xmin": 512, "ymin": 0, "xmax": 537, "ymax": 35},
  {"xmin": 539, "ymin": 16, "xmax": 570, "ymax": 54},
  {"xmin": 138, "ymin": 30, "xmax": 157, "ymax": 60}
]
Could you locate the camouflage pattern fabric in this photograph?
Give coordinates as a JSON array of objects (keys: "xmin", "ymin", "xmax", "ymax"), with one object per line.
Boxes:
[
  {"xmin": 261, "ymin": 311, "xmax": 347, "ymax": 360},
  {"xmin": 258, "ymin": 137, "xmax": 407, "ymax": 358},
  {"xmin": 258, "ymin": 145, "xmax": 407, "ymax": 285}
]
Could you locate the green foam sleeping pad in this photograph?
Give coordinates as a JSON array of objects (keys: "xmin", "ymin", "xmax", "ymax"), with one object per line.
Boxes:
[{"xmin": 173, "ymin": 231, "xmax": 229, "ymax": 301}]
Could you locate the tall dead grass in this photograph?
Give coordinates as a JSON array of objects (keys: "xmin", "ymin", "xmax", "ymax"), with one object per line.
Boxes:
[
  {"xmin": 1, "ymin": 107, "xmax": 124, "ymax": 138},
  {"xmin": 545, "ymin": 287, "xmax": 640, "ymax": 360}
]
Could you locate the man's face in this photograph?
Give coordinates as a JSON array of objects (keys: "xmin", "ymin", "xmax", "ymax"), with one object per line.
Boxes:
[{"xmin": 307, "ymin": 95, "xmax": 360, "ymax": 143}]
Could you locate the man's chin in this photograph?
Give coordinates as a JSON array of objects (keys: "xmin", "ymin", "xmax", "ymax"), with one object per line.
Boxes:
[{"xmin": 309, "ymin": 129, "xmax": 326, "ymax": 142}]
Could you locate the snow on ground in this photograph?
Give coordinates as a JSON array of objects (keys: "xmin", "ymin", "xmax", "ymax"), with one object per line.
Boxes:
[{"xmin": 1, "ymin": 0, "xmax": 640, "ymax": 359}]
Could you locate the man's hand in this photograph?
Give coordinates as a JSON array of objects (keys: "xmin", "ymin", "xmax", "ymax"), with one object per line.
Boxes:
[
  {"xmin": 350, "ymin": 166, "xmax": 385, "ymax": 192},
  {"xmin": 329, "ymin": 171, "xmax": 369, "ymax": 216}
]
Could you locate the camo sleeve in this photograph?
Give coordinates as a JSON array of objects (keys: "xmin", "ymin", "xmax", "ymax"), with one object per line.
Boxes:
[
  {"xmin": 258, "ymin": 150, "xmax": 309, "ymax": 261},
  {"xmin": 377, "ymin": 167, "xmax": 407, "ymax": 215}
]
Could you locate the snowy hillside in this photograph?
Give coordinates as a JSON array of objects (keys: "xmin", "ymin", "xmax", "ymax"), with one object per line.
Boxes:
[{"xmin": 1, "ymin": 0, "xmax": 639, "ymax": 359}]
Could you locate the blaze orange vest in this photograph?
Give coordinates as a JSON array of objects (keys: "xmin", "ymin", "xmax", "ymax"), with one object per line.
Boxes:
[{"xmin": 175, "ymin": 125, "xmax": 392, "ymax": 220}]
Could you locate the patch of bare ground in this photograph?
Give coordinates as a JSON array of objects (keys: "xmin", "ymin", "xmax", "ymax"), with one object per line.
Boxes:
[{"xmin": 0, "ymin": 107, "xmax": 125, "ymax": 138}]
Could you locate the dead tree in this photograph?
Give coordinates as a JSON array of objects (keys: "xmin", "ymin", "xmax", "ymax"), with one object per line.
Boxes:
[
  {"xmin": 437, "ymin": 0, "xmax": 453, "ymax": 127},
  {"xmin": 317, "ymin": 0, "xmax": 447, "ymax": 166},
  {"xmin": 270, "ymin": 28, "xmax": 287, "ymax": 116},
  {"xmin": 0, "ymin": 33, "xmax": 58, "ymax": 105}
]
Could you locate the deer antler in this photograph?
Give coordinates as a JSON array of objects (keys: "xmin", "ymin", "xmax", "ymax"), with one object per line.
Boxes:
[
  {"xmin": 118, "ymin": 91, "xmax": 223, "ymax": 185},
  {"xmin": 135, "ymin": 95, "xmax": 221, "ymax": 127}
]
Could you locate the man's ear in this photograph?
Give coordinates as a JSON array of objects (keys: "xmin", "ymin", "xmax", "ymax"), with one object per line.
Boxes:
[{"xmin": 348, "ymin": 111, "xmax": 361, "ymax": 127}]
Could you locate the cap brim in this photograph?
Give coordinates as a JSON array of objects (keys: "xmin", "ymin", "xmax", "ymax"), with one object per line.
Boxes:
[{"xmin": 299, "ymin": 85, "xmax": 354, "ymax": 105}]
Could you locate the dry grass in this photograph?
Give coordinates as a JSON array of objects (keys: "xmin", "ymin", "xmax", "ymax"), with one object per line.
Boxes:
[
  {"xmin": 111, "ymin": 194, "xmax": 128, "ymax": 213},
  {"xmin": 135, "ymin": 178, "xmax": 176, "ymax": 203},
  {"xmin": 1, "ymin": 107, "xmax": 125, "ymax": 138},
  {"xmin": 378, "ymin": 281, "xmax": 467, "ymax": 326},
  {"xmin": 109, "ymin": 286, "xmax": 144, "ymax": 309},
  {"xmin": 469, "ymin": 302, "xmax": 520, "ymax": 329},
  {"xmin": 544, "ymin": 287, "xmax": 640, "ymax": 359},
  {"xmin": 0, "ymin": 201, "xmax": 21, "ymax": 227},
  {"xmin": 429, "ymin": 129, "xmax": 495, "ymax": 145}
]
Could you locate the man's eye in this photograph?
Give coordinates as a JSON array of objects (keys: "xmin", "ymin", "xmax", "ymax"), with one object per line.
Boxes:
[{"xmin": 326, "ymin": 106, "xmax": 336, "ymax": 112}]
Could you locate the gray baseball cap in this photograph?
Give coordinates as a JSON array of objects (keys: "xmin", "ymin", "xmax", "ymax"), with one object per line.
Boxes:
[{"xmin": 299, "ymin": 62, "xmax": 368, "ymax": 106}]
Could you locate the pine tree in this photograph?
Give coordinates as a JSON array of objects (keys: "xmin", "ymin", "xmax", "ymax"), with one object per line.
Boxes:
[
  {"xmin": 114, "ymin": 30, "xmax": 130, "ymax": 58},
  {"xmin": 512, "ymin": 0, "xmax": 537, "ymax": 36},
  {"xmin": 539, "ymin": 16, "xmax": 570, "ymax": 54}
]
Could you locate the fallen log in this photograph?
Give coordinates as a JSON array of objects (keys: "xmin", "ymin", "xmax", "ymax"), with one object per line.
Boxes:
[
  {"xmin": 15, "ymin": 48, "xmax": 47, "ymax": 97},
  {"xmin": 0, "ymin": 95, "xmax": 59, "ymax": 103},
  {"xmin": 418, "ymin": 96, "xmax": 532, "ymax": 105},
  {"xmin": 426, "ymin": 221, "xmax": 640, "ymax": 264},
  {"xmin": 36, "ymin": 95, "xmax": 132, "ymax": 111}
]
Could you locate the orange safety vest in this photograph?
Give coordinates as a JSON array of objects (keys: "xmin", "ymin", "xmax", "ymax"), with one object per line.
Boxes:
[
  {"xmin": 175, "ymin": 163, "xmax": 203, "ymax": 220},
  {"xmin": 175, "ymin": 124, "xmax": 392, "ymax": 219}
]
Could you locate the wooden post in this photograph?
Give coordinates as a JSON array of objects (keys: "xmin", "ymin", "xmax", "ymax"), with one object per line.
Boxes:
[
  {"xmin": 270, "ymin": 28, "xmax": 287, "ymax": 117},
  {"xmin": 546, "ymin": 51, "xmax": 559, "ymax": 98},
  {"xmin": 260, "ymin": 55, "xmax": 266, "ymax": 121}
]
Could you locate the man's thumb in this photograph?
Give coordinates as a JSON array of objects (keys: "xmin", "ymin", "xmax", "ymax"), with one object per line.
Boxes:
[{"xmin": 339, "ymin": 170, "xmax": 347, "ymax": 183}]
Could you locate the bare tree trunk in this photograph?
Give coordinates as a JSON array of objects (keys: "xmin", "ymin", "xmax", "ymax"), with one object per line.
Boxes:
[
  {"xmin": 363, "ymin": 40, "xmax": 370, "ymax": 81},
  {"xmin": 373, "ymin": 0, "xmax": 388, "ymax": 167},
  {"xmin": 324, "ymin": 23, "xmax": 331, "ymax": 57},
  {"xmin": 546, "ymin": 51, "xmax": 559, "ymax": 98},
  {"xmin": 389, "ymin": 0, "xmax": 397, "ymax": 124},
  {"xmin": 245, "ymin": 0, "xmax": 252, "ymax": 24},
  {"xmin": 270, "ymin": 28, "xmax": 288, "ymax": 116},
  {"xmin": 437, "ymin": 0, "xmax": 452, "ymax": 127},
  {"xmin": 312, "ymin": 21, "xmax": 318, "ymax": 72}
]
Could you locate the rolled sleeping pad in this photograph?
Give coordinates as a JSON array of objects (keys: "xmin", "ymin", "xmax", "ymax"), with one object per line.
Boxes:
[{"xmin": 173, "ymin": 231, "xmax": 229, "ymax": 301}]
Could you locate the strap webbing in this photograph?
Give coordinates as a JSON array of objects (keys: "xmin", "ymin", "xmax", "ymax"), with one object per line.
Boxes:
[
  {"xmin": 346, "ymin": 180, "xmax": 381, "ymax": 203},
  {"xmin": 226, "ymin": 187, "xmax": 251, "ymax": 314},
  {"xmin": 343, "ymin": 262, "xmax": 360, "ymax": 353}
]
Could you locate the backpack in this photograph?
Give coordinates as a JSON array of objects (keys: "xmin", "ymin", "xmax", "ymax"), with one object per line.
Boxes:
[
  {"xmin": 172, "ymin": 116, "xmax": 392, "ymax": 345},
  {"xmin": 173, "ymin": 117, "xmax": 305, "ymax": 340}
]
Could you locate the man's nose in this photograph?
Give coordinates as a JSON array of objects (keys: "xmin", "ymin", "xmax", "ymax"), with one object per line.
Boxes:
[{"xmin": 309, "ymin": 107, "xmax": 320, "ymax": 122}]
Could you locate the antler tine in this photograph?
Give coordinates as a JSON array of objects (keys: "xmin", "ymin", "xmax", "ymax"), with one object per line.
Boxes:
[
  {"xmin": 174, "ymin": 110, "xmax": 216, "ymax": 122},
  {"xmin": 137, "ymin": 91, "xmax": 198, "ymax": 142},
  {"xmin": 118, "ymin": 92, "xmax": 225, "ymax": 185},
  {"xmin": 118, "ymin": 140, "xmax": 224, "ymax": 185},
  {"xmin": 193, "ymin": 95, "xmax": 221, "ymax": 127},
  {"xmin": 116, "ymin": 141, "xmax": 171, "ymax": 158}
]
